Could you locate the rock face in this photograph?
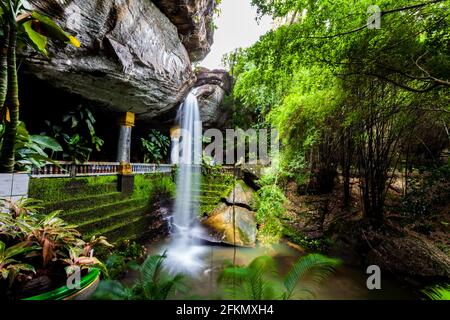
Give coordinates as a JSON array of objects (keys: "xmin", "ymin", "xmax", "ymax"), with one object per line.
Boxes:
[
  {"xmin": 224, "ymin": 182, "xmax": 257, "ymax": 210},
  {"xmin": 153, "ymin": 0, "xmax": 217, "ymax": 62},
  {"xmin": 202, "ymin": 180, "xmax": 258, "ymax": 247},
  {"xmin": 194, "ymin": 68, "xmax": 232, "ymax": 128},
  {"xmin": 240, "ymin": 164, "xmax": 264, "ymax": 190},
  {"xmin": 25, "ymin": 0, "xmax": 195, "ymax": 120},
  {"xmin": 202, "ymin": 203, "xmax": 257, "ymax": 247},
  {"xmin": 366, "ymin": 235, "xmax": 450, "ymax": 281}
]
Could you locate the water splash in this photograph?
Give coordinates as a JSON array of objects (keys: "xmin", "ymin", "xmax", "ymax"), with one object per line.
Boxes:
[{"xmin": 165, "ymin": 91, "xmax": 206, "ymax": 276}]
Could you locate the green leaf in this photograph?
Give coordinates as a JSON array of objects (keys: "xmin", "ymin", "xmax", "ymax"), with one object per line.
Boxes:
[
  {"xmin": 283, "ymin": 254, "xmax": 341, "ymax": 300},
  {"xmin": 30, "ymin": 135, "xmax": 63, "ymax": 152},
  {"xmin": 5, "ymin": 242, "xmax": 39, "ymax": 259},
  {"xmin": 21, "ymin": 20, "xmax": 48, "ymax": 55},
  {"xmin": 30, "ymin": 11, "xmax": 80, "ymax": 47}
]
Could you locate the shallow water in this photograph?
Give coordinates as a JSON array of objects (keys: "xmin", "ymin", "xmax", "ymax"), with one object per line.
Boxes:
[{"xmin": 146, "ymin": 239, "xmax": 417, "ymax": 300}]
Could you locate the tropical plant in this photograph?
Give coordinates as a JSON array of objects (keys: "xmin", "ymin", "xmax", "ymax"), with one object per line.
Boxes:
[
  {"xmin": 104, "ymin": 254, "xmax": 140, "ymax": 280},
  {"xmin": 0, "ymin": 198, "xmax": 109, "ymax": 293},
  {"xmin": 0, "ymin": 240, "xmax": 37, "ymax": 287},
  {"xmin": 255, "ymin": 166, "xmax": 288, "ymax": 245},
  {"xmin": 219, "ymin": 254, "xmax": 341, "ymax": 300},
  {"xmin": 228, "ymin": 0, "xmax": 450, "ymax": 221},
  {"xmin": 45, "ymin": 105, "xmax": 104, "ymax": 163},
  {"xmin": 83, "ymin": 235, "xmax": 114, "ymax": 257},
  {"xmin": 0, "ymin": 0, "xmax": 79, "ymax": 173},
  {"xmin": 0, "ymin": 121, "xmax": 62, "ymax": 171},
  {"xmin": 93, "ymin": 251, "xmax": 185, "ymax": 300},
  {"xmin": 422, "ymin": 284, "xmax": 450, "ymax": 300},
  {"xmin": 63, "ymin": 246, "xmax": 107, "ymax": 278},
  {"xmin": 25, "ymin": 210, "xmax": 82, "ymax": 266},
  {"xmin": 141, "ymin": 130, "xmax": 170, "ymax": 164}
]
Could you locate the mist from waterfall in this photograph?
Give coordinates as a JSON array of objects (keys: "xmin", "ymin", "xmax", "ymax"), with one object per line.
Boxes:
[{"xmin": 165, "ymin": 90, "xmax": 206, "ymax": 275}]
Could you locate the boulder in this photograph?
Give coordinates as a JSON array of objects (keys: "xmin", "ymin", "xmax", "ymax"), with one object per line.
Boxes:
[
  {"xmin": 202, "ymin": 203, "xmax": 257, "ymax": 247},
  {"xmin": 24, "ymin": 0, "xmax": 195, "ymax": 120},
  {"xmin": 240, "ymin": 164, "xmax": 264, "ymax": 190},
  {"xmin": 194, "ymin": 68, "xmax": 232, "ymax": 128},
  {"xmin": 153, "ymin": 0, "xmax": 217, "ymax": 62},
  {"xmin": 366, "ymin": 235, "xmax": 450, "ymax": 281},
  {"xmin": 224, "ymin": 181, "xmax": 257, "ymax": 210}
]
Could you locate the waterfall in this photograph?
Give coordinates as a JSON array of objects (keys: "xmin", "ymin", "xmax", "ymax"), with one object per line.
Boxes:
[{"xmin": 165, "ymin": 91, "xmax": 206, "ymax": 275}]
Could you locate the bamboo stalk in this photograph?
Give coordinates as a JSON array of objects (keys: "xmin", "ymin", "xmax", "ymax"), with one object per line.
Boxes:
[
  {"xmin": 0, "ymin": 26, "xmax": 19, "ymax": 173},
  {"xmin": 0, "ymin": 24, "xmax": 10, "ymax": 118}
]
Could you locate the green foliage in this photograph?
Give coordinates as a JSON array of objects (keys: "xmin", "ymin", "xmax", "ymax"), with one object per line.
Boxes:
[
  {"xmin": 0, "ymin": 240, "xmax": 37, "ymax": 287},
  {"xmin": 218, "ymin": 254, "xmax": 341, "ymax": 300},
  {"xmin": 45, "ymin": 105, "xmax": 104, "ymax": 163},
  {"xmin": 402, "ymin": 163, "xmax": 450, "ymax": 216},
  {"xmin": 100, "ymin": 239, "xmax": 146, "ymax": 279},
  {"xmin": 0, "ymin": 1, "xmax": 79, "ymax": 173},
  {"xmin": 0, "ymin": 121, "xmax": 62, "ymax": 171},
  {"xmin": 422, "ymin": 284, "xmax": 450, "ymax": 300},
  {"xmin": 283, "ymin": 225, "xmax": 332, "ymax": 251},
  {"xmin": 29, "ymin": 176, "xmax": 117, "ymax": 203},
  {"xmin": 0, "ymin": 197, "xmax": 107, "ymax": 290},
  {"xmin": 133, "ymin": 174, "xmax": 175, "ymax": 200},
  {"xmin": 141, "ymin": 130, "xmax": 170, "ymax": 164},
  {"xmin": 93, "ymin": 252, "xmax": 185, "ymax": 300},
  {"xmin": 229, "ymin": 0, "xmax": 450, "ymax": 218},
  {"xmin": 256, "ymin": 167, "xmax": 287, "ymax": 245}
]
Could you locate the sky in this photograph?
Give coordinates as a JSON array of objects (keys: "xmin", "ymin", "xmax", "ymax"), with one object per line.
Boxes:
[{"xmin": 200, "ymin": 0, "xmax": 273, "ymax": 70}]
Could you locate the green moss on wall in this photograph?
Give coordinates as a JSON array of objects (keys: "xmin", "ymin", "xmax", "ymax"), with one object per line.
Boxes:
[
  {"xmin": 29, "ymin": 176, "xmax": 117, "ymax": 203},
  {"xmin": 133, "ymin": 173, "xmax": 175, "ymax": 201},
  {"xmin": 28, "ymin": 174, "xmax": 174, "ymax": 244}
]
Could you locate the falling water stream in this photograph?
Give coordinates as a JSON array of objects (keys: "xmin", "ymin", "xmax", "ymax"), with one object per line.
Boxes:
[
  {"xmin": 164, "ymin": 91, "xmax": 207, "ymax": 275},
  {"xmin": 143, "ymin": 91, "xmax": 416, "ymax": 298}
]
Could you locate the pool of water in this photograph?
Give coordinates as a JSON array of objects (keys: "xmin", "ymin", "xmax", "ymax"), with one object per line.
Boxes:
[{"xmin": 143, "ymin": 239, "xmax": 417, "ymax": 300}]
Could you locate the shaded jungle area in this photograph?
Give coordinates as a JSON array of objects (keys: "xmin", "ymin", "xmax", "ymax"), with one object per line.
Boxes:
[{"xmin": 219, "ymin": 0, "xmax": 450, "ymax": 296}]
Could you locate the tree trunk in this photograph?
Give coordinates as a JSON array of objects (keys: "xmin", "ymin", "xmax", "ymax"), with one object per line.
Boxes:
[
  {"xmin": 0, "ymin": 27, "xmax": 19, "ymax": 173},
  {"xmin": 0, "ymin": 25, "xmax": 9, "ymax": 117}
]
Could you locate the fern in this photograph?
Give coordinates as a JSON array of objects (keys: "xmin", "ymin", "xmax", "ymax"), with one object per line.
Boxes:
[
  {"xmin": 283, "ymin": 254, "xmax": 341, "ymax": 300},
  {"xmin": 93, "ymin": 252, "xmax": 184, "ymax": 300},
  {"xmin": 219, "ymin": 254, "xmax": 341, "ymax": 300},
  {"xmin": 422, "ymin": 284, "xmax": 450, "ymax": 300}
]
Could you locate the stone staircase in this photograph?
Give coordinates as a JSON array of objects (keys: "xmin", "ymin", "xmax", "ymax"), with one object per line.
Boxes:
[{"xmin": 29, "ymin": 176, "xmax": 168, "ymax": 243}]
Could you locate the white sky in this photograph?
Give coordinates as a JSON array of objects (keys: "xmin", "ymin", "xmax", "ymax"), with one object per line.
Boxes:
[{"xmin": 200, "ymin": 0, "xmax": 273, "ymax": 70}]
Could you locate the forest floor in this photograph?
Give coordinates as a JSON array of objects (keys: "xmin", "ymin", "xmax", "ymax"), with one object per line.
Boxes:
[{"xmin": 282, "ymin": 174, "xmax": 450, "ymax": 286}]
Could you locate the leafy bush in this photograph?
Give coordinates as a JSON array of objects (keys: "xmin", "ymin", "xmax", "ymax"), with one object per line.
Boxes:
[
  {"xmin": 93, "ymin": 251, "xmax": 185, "ymax": 300},
  {"xmin": 0, "ymin": 198, "xmax": 109, "ymax": 297},
  {"xmin": 256, "ymin": 184, "xmax": 287, "ymax": 245},
  {"xmin": 141, "ymin": 130, "xmax": 170, "ymax": 164},
  {"xmin": 44, "ymin": 105, "xmax": 104, "ymax": 163},
  {"xmin": 283, "ymin": 226, "xmax": 332, "ymax": 251},
  {"xmin": 0, "ymin": 122, "xmax": 62, "ymax": 171},
  {"xmin": 402, "ymin": 163, "xmax": 450, "ymax": 216}
]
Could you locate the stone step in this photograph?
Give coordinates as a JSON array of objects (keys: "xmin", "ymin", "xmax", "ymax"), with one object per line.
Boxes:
[
  {"xmin": 42, "ymin": 192, "xmax": 125, "ymax": 214},
  {"xmin": 76, "ymin": 205, "xmax": 155, "ymax": 236},
  {"xmin": 87, "ymin": 211, "xmax": 162, "ymax": 243},
  {"xmin": 62, "ymin": 198, "xmax": 148, "ymax": 224}
]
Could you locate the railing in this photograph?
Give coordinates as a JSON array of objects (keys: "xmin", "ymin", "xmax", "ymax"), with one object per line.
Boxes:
[
  {"xmin": 30, "ymin": 161, "xmax": 173, "ymax": 178},
  {"xmin": 131, "ymin": 163, "xmax": 173, "ymax": 174},
  {"xmin": 30, "ymin": 162, "xmax": 243, "ymax": 178}
]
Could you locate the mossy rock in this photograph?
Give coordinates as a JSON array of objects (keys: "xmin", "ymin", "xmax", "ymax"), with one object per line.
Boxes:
[{"xmin": 202, "ymin": 203, "xmax": 257, "ymax": 247}]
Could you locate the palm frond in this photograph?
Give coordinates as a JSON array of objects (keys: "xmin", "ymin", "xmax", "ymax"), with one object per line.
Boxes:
[
  {"xmin": 283, "ymin": 254, "xmax": 341, "ymax": 300},
  {"xmin": 422, "ymin": 284, "xmax": 450, "ymax": 300}
]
